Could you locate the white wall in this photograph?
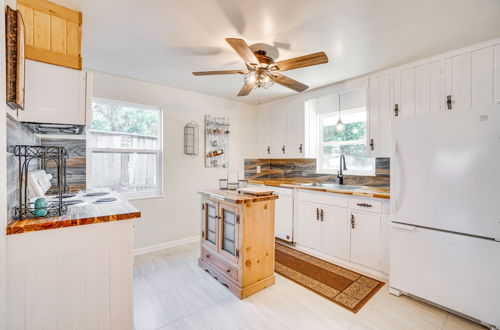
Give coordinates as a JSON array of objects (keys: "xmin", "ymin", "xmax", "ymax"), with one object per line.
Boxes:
[{"xmin": 91, "ymin": 72, "xmax": 257, "ymax": 250}]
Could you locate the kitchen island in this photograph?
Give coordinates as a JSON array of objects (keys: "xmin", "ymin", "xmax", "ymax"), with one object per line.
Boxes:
[
  {"xmin": 6, "ymin": 190, "xmax": 140, "ymax": 330},
  {"xmin": 198, "ymin": 189, "xmax": 278, "ymax": 299}
]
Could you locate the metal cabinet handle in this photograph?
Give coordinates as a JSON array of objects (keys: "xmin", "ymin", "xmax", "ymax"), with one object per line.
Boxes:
[
  {"xmin": 394, "ymin": 104, "xmax": 399, "ymax": 116},
  {"xmin": 299, "ymin": 143, "xmax": 303, "ymax": 154},
  {"xmin": 316, "ymin": 208, "xmax": 319, "ymax": 221},
  {"xmin": 282, "ymin": 145, "xmax": 286, "ymax": 154},
  {"xmin": 351, "ymin": 214, "xmax": 355, "ymax": 229},
  {"xmin": 369, "ymin": 139, "xmax": 374, "ymax": 151},
  {"xmin": 267, "ymin": 146, "xmax": 271, "ymax": 154},
  {"xmin": 356, "ymin": 203, "xmax": 372, "ymax": 208},
  {"xmin": 446, "ymin": 95, "xmax": 452, "ymax": 110},
  {"xmin": 320, "ymin": 209, "xmax": 324, "ymax": 221}
]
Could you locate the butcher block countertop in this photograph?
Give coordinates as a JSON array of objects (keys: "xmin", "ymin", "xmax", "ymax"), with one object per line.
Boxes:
[
  {"xmin": 198, "ymin": 189, "xmax": 279, "ymax": 204},
  {"xmin": 6, "ymin": 190, "xmax": 141, "ymax": 235},
  {"xmin": 248, "ymin": 179, "xmax": 390, "ymax": 200}
]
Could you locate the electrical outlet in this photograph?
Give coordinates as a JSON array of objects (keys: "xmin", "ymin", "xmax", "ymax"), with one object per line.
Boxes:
[{"xmin": 256, "ymin": 165, "xmax": 261, "ymax": 174}]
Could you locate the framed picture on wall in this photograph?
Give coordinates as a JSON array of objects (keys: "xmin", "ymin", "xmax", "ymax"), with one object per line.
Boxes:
[{"xmin": 5, "ymin": 6, "xmax": 25, "ymax": 110}]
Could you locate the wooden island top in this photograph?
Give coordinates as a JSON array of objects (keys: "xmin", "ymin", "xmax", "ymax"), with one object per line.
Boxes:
[{"xmin": 198, "ymin": 188, "xmax": 279, "ymax": 204}]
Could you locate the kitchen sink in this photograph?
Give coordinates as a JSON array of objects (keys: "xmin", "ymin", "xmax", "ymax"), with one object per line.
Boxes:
[{"xmin": 299, "ymin": 183, "xmax": 363, "ymax": 190}]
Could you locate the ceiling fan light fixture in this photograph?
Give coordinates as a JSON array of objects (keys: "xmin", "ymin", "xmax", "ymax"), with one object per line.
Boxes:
[{"xmin": 244, "ymin": 69, "xmax": 273, "ymax": 89}]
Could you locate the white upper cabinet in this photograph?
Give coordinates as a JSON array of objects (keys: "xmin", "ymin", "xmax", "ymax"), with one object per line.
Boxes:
[
  {"xmin": 471, "ymin": 47, "xmax": 494, "ymax": 107},
  {"xmin": 495, "ymin": 45, "xmax": 500, "ymax": 104},
  {"xmin": 19, "ymin": 60, "xmax": 90, "ymax": 125},
  {"xmin": 393, "ymin": 60, "xmax": 442, "ymax": 117},
  {"xmin": 286, "ymin": 99, "xmax": 306, "ymax": 158},
  {"xmin": 367, "ymin": 73, "xmax": 392, "ymax": 158},
  {"xmin": 445, "ymin": 52, "xmax": 472, "ymax": 110},
  {"xmin": 256, "ymin": 98, "xmax": 306, "ymax": 158}
]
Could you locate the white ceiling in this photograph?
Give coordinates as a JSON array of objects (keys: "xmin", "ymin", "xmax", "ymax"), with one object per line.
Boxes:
[{"xmin": 57, "ymin": 0, "xmax": 500, "ymax": 105}]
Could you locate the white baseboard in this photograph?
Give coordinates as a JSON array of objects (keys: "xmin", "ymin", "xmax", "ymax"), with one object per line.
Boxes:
[{"xmin": 133, "ymin": 235, "xmax": 200, "ymax": 256}]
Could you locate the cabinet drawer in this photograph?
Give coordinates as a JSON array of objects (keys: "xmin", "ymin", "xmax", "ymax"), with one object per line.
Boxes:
[
  {"xmin": 201, "ymin": 247, "xmax": 239, "ymax": 283},
  {"xmin": 297, "ymin": 190, "xmax": 349, "ymax": 208},
  {"xmin": 349, "ymin": 197, "xmax": 382, "ymax": 213}
]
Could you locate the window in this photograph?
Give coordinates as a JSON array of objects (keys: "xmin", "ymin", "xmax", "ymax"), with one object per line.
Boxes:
[
  {"xmin": 308, "ymin": 89, "xmax": 375, "ymax": 176},
  {"xmin": 87, "ymin": 98, "xmax": 163, "ymax": 198}
]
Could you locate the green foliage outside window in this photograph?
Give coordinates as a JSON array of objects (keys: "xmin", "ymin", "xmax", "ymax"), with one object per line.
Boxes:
[
  {"xmin": 323, "ymin": 122, "xmax": 365, "ymax": 142},
  {"xmin": 91, "ymin": 103, "xmax": 159, "ymax": 136}
]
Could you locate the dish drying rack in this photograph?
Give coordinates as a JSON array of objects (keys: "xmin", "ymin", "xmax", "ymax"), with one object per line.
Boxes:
[{"xmin": 12, "ymin": 145, "xmax": 68, "ymax": 219}]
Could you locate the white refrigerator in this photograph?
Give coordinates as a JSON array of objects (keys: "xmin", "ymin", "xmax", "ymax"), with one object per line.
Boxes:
[{"xmin": 390, "ymin": 104, "xmax": 500, "ymax": 329}]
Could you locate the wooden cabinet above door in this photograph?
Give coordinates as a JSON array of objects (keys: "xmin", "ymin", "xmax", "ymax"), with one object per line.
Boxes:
[{"xmin": 17, "ymin": 0, "xmax": 82, "ymax": 70}]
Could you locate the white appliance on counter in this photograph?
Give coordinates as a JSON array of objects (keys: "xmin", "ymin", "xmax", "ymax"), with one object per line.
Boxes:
[{"xmin": 390, "ymin": 104, "xmax": 500, "ymax": 329}]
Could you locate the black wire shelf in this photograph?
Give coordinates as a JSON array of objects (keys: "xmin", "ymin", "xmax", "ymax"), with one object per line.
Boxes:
[{"xmin": 12, "ymin": 145, "xmax": 68, "ymax": 220}]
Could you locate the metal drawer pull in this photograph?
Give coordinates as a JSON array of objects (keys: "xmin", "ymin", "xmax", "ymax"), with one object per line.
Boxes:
[
  {"xmin": 315, "ymin": 208, "xmax": 319, "ymax": 221},
  {"xmin": 356, "ymin": 203, "xmax": 372, "ymax": 208}
]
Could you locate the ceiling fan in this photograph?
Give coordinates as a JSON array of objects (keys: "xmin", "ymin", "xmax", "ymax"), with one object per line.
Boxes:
[{"xmin": 192, "ymin": 38, "xmax": 329, "ymax": 96}]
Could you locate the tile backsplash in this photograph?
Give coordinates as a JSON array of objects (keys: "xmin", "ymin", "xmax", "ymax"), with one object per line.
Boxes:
[
  {"xmin": 244, "ymin": 158, "xmax": 390, "ymax": 186},
  {"xmin": 6, "ymin": 115, "xmax": 40, "ymax": 220}
]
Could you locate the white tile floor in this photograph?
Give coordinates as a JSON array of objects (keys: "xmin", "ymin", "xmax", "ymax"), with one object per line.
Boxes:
[{"xmin": 133, "ymin": 242, "xmax": 485, "ymax": 330}]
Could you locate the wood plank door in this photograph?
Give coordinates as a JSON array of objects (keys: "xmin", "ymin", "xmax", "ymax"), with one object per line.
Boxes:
[{"xmin": 218, "ymin": 202, "xmax": 240, "ymax": 264}]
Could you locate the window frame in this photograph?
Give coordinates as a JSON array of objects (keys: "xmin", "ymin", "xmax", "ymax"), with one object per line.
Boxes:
[
  {"xmin": 316, "ymin": 106, "xmax": 376, "ymax": 176},
  {"xmin": 86, "ymin": 97, "xmax": 164, "ymax": 199}
]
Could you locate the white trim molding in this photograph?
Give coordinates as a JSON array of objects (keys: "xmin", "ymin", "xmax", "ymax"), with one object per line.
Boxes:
[{"xmin": 133, "ymin": 235, "xmax": 201, "ymax": 256}]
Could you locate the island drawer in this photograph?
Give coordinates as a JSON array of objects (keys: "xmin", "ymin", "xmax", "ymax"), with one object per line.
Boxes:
[{"xmin": 201, "ymin": 247, "xmax": 239, "ymax": 283}]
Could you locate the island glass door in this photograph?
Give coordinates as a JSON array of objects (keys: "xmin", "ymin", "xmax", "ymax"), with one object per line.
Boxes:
[
  {"xmin": 219, "ymin": 203, "xmax": 239, "ymax": 263},
  {"xmin": 204, "ymin": 200, "xmax": 218, "ymax": 248}
]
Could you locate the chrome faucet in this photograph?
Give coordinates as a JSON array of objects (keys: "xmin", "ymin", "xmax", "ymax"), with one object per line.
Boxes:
[{"xmin": 337, "ymin": 154, "xmax": 347, "ymax": 185}]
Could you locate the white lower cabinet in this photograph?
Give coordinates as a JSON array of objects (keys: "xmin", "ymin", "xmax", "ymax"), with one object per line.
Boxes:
[
  {"xmin": 296, "ymin": 201, "xmax": 350, "ymax": 260},
  {"xmin": 350, "ymin": 211, "xmax": 381, "ymax": 270},
  {"xmin": 296, "ymin": 200, "xmax": 321, "ymax": 250},
  {"xmin": 319, "ymin": 206, "xmax": 350, "ymax": 260},
  {"xmin": 295, "ymin": 190, "xmax": 389, "ymax": 275}
]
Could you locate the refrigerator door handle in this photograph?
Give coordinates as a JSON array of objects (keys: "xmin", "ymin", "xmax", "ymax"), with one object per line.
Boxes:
[
  {"xmin": 391, "ymin": 222, "xmax": 416, "ymax": 231},
  {"xmin": 393, "ymin": 139, "xmax": 404, "ymax": 213}
]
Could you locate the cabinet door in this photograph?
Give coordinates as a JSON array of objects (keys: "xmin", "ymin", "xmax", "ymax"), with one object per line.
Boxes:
[
  {"xmin": 218, "ymin": 203, "xmax": 240, "ymax": 264},
  {"xmin": 394, "ymin": 67, "xmax": 416, "ymax": 117},
  {"xmin": 19, "ymin": 60, "xmax": 87, "ymax": 125},
  {"xmin": 203, "ymin": 199, "xmax": 218, "ymax": 248},
  {"xmin": 415, "ymin": 61, "xmax": 443, "ymax": 115},
  {"xmin": 368, "ymin": 73, "xmax": 391, "ymax": 157},
  {"xmin": 275, "ymin": 190, "xmax": 293, "ymax": 242},
  {"xmin": 295, "ymin": 201, "xmax": 320, "ymax": 250},
  {"xmin": 286, "ymin": 99, "xmax": 305, "ymax": 158},
  {"xmin": 471, "ymin": 47, "xmax": 494, "ymax": 107},
  {"xmin": 269, "ymin": 103, "xmax": 287, "ymax": 158},
  {"xmin": 445, "ymin": 52, "xmax": 472, "ymax": 110},
  {"xmin": 495, "ymin": 44, "xmax": 500, "ymax": 104},
  {"xmin": 350, "ymin": 212, "xmax": 381, "ymax": 270},
  {"xmin": 319, "ymin": 206, "xmax": 350, "ymax": 260}
]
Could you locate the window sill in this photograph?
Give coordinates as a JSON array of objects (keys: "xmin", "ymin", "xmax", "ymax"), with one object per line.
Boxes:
[{"xmin": 126, "ymin": 194, "xmax": 166, "ymax": 201}]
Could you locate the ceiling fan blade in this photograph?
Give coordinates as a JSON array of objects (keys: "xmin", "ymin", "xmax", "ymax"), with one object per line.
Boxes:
[
  {"xmin": 193, "ymin": 70, "xmax": 246, "ymax": 76},
  {"xmin": 237, "ymin": 84, "xmax": 253, "ymax": 96},
  {"xmin": 274, "ymin": 52, "xmax": 328, "ymax": 72},
  {"xmin": 271, "ymin": 73, "xmax": 309, "ymax": 92},
  {"xmin": 226, "ymin": 38, "xmax": 258, "ymax": 64}
]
